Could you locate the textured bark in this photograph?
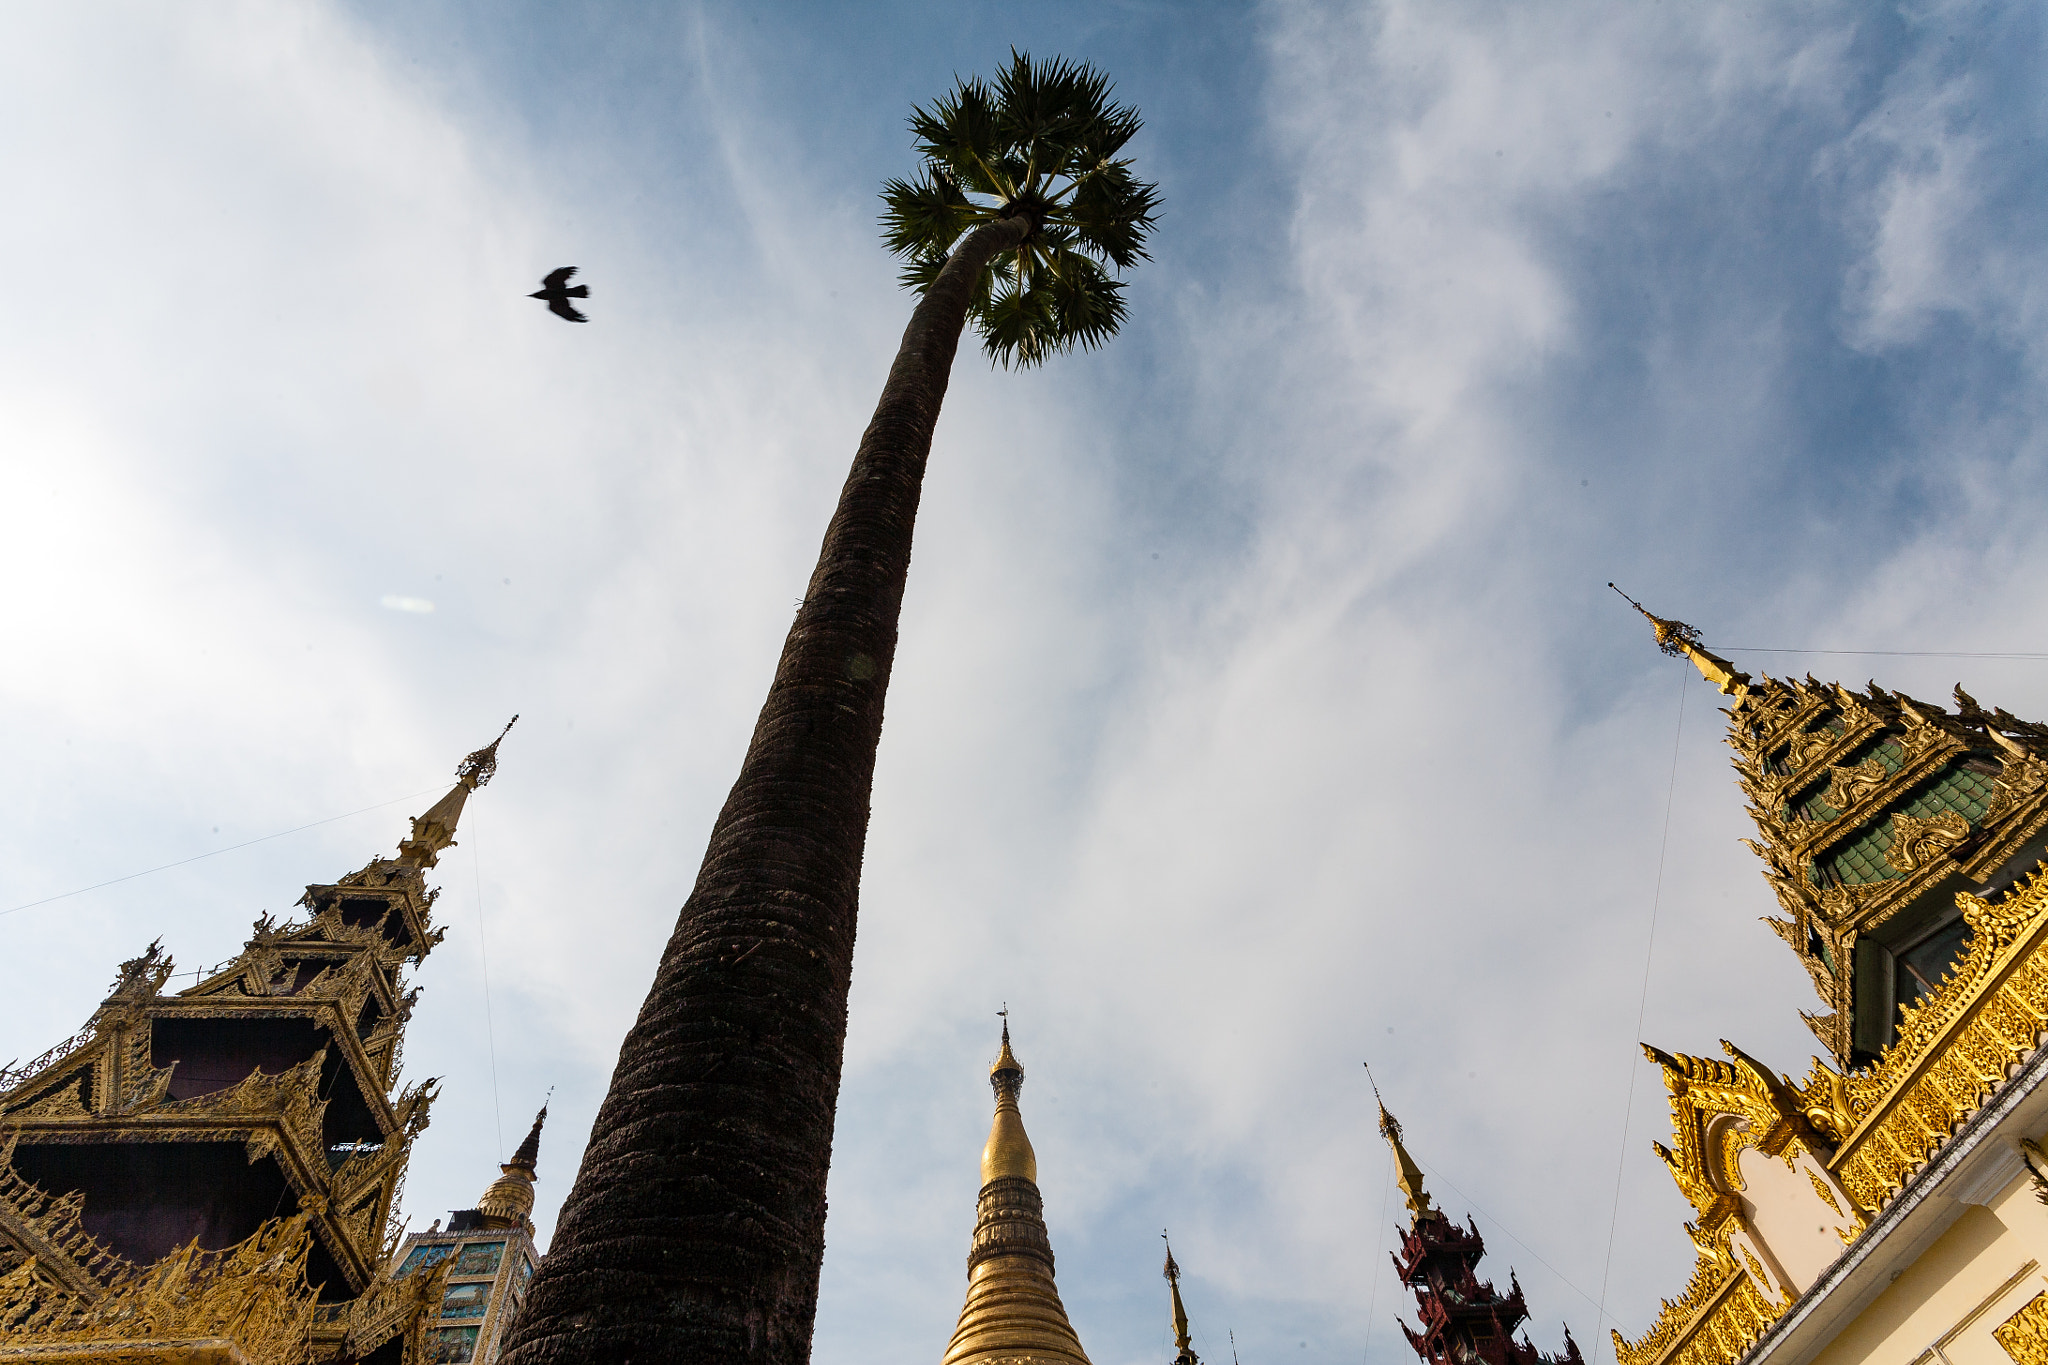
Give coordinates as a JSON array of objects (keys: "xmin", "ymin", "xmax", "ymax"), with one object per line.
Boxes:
[{"xmin": 500, "ymin": 214, "xmax": 1034, "ymax": 1365}]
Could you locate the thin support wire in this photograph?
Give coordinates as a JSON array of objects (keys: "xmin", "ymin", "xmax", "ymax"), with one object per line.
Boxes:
[
  {"xmin": 1597, "ymin": 666, "xmax": 1689, "ymax": 1360},
  {"xmin": 1364, "ymin": 1132, "xmax": 1395, "ymax": 1364},
  {"xmin": 473, "ymin": 822, "xmax": 505, "ymax": 1160},
  {"xmin": 1, "ymin": 786, "xmax": 447, "ymax": 919}
]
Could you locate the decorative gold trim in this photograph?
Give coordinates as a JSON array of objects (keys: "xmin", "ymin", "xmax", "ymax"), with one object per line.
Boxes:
[
  {"xmin": 0, "ymin": 1213, "xmax": 318, "ymax": 1365},
  {"xmin": 1613, "ymin": 1250, "xmax": 1790, "ymax": 1365},
  {"xmin": 1998, "ymin": 1289, "xmax": 2048, "ymax": 1365},
  {"xmin": 1827, "ymin": 869, "xmax": 2048, "ymax": 1215},
  {"xmin": 1884, "ymin": 810, "xmax": 1971, "ymax": 876}
]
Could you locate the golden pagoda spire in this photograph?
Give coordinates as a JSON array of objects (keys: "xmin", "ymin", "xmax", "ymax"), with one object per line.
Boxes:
[
  {"xmin": 474, "ymin": 1098, "xmax": 548, "ymax": 1232},
  {"xmin": 396, "ymin": 716, "xmax": 517, "ymax": 869},
  {"xmin": 1366, "ymin": 1064, "xmax": 1441, "ymax": 1222},
  {"xmin": 1610, "ymin": 585, "xmax": 1752, "ymax": 696},
  {"xmin": 940, "ymin": 1012, "xmax": 1092, "ymax": 1365},
  {"xmin": 1163, "ymin": 1232, "xmax": 1200, "ymax": 1365}
]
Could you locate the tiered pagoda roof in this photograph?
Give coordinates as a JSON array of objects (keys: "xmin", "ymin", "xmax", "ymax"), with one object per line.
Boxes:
[
  {"xmin": 1380, "ymin": 1101, "xmax": 1581, "ymax": 1365},
  {"xmin": 1612, "ymin": 602, "xmax": 2048, "ymax": 1365},
  {"xmin": 0, "ymin": 720, "xmax": 514, "ymax": 1365}
]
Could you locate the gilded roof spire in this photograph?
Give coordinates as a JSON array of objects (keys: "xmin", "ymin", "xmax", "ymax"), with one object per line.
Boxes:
[
  {"xmin": 1609, "ymin": 585, "xmax": 1752, "ymax": 696},
  {"xmin": 1366, "ymin": 1064, "xmax": 1441, "ymax": 1222},
  {"xmin": 1163, "ymin": 1232, "xmax": 1200, "ymax": 1365},
  {"xmin": 941, "ymin": 1012, "xmax": 1091, "ymax": 1365},
  {"xmin": 983, "ymin": 1005, "xmax": 1034, "ymax": 1184},
  {"xmin": 396, "ymin": 716, "xmax": 518, "ymax": 870},
  {"xmin": 475, "ymin": 1094, "xmax": 549, "ymax": 1231}
]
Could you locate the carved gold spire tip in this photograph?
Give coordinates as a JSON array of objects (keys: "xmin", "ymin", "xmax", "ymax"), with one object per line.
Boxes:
[
  {"xmin": 475, "ymin": 1091, "xmax": 548, "ymax": 1230},
  {"xmin": 1366, "ymin": 1064, "xmax": 1442, "ymax": 1222},
  {"xmin": 981, "ymin": 1008, "xmax": 1036, "ymax": 1185},
  {"xmin": 1164, "ymin": 1231, "xmax": 1199, "ymax": 1365},
  {"xmin": 1609, "ymin": 585, "xmax": 1752, "ymax": 696},
  {"xmin": 396, "ymin": 716, "xmax": 519, "ymax": 870}
]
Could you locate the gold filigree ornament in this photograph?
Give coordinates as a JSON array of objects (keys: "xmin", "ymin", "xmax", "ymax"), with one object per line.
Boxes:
[
  {"xmin": 1828, "ymin": 866, "xmax": 2048, "ymax": 1216},
  {"xmin": 1822, "ymin": 758, "xmax": 1892, "ymax": 815},
  {"xmin": 1806, "ymin": 1169, "xmax": 1845, "ymax": 1217},
  {"xmin": 1997, "ymin": 1290, "xmax": 2048, "ymax": 1365},
  {"xmin": 1612, "ymin": 1246, "xmax": 1788, "ymax": 1365},
  {"xmin": 0, "ymin": 1213, "xmax": 319, "ymax": 1365},
  {"xmin": 1884, "ymin": 810, "xmax": 1972, "ymax": 876}
]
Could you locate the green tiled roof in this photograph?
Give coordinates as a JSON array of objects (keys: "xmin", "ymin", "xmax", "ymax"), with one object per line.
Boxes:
[
  {"xmin": 1809, "ymin": 756, "xmax": 1999, "ymax": 887},
  {"xmin": 1906, "ymin": 762, "xmax": 1998, "ymax": 824},
  {"xmin": 1825, "ymin": 821, "xmax": 1898, "ymax": 885},
  {"xmin": 1788, "ymin": 739, "xmax": 1904, "ymax": 825}
]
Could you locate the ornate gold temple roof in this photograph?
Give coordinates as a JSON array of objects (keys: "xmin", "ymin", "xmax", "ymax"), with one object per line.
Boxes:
[
  {"xmin": 940, "ymin": 1021, "xmax": 1091, "ymax": 1365},
  {"xmin": 981, "ymin": 1018, "xmax": 1037, "ymax": 1185},
  {"xmin": 0, "ymin": 724, "xmax": 515, "ymax": 1365},
  {"xmin": 1614, "ymin": 606, "xmax": 2048, "ymax": 1365},
  {"xmin": 1621, "ymin": 600, "xmax": 2048, "ymax": 1066}
]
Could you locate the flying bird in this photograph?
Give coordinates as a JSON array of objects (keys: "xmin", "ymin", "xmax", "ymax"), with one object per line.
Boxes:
[{"xmin": 529, "ymin": 267, "xmax": 589, "ymax": 323}]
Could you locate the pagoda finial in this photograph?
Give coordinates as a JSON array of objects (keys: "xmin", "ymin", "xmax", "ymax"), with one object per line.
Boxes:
[
  {"xmin": 942, "ymin": 1021, "xmax": 1091, "ymax": 1365},
  {"xmin": 1609, "ymin": 584, "xmax": 1752, "ymax": 695},
  {"xmin": 475, "ymin": 1089, "xmax": 548, "ymax": 1230},
  {"xmin": 1366, "ymin": 1063, "xmax": 1442, "ymax": 1222},
  {"xmin": 982, "ymin": 1012, "xmax": 1034, "ymax": 1183},
  {"xmin": 1164, "ymin": 1230, "xmax": 1200, "ymax": 1365},
  {"xmin": 396, "ymin": 716, "xmax": 518, "ymax": 870},
  {"xmin": 509, "ymin": 1091, "xmax": 550, "ymax": 1171}
]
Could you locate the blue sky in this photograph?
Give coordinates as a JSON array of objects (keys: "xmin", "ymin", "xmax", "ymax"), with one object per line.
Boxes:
[{"xmin": 4, "ymin": 4, "xmax": 2048, "ymax": 1364}]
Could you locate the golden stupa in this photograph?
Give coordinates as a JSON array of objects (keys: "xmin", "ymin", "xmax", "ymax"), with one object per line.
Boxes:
[{"xmin": 939, "ymin": 1020, "xmax": 1092, "ymax": 1365}]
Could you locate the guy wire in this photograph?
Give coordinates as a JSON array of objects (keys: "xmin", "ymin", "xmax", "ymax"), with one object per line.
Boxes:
[
  {"xmin": 1364, "ymin": 1088, "xmax": 1394, "ymax": 1364},
  {"xmin": 473, "ymin": 820, "xmax": 505, "ymax": 1160},
  {"xmin": 1597, "ymin": 663, "xmax": 1688, "ymax": 1361}
]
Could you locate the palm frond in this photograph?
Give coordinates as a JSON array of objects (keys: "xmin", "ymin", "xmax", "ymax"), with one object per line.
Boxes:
[
  {"xmin": 880, "ymin": 171, "xmax": 974, "ymax": 259},
  {"xmin": 909, "ymin": 79, "xmax": 1009, "ymax": 198},
  {"xmin": 976, "ymin": 277, "xmax": 1061, "ymax": 370},
  {"xmin": 882, "ymin": 49, "xmax": 1160, "ymax": 365},
  {"xmin": 1063, "ymin": 160, "xmax": 1160, "ymax": 269},
  {"xmin": 1041, "ymin": 250, "xmax": 1128, "ymax": 352},
  {"xmin": 895, "ymin": 247, "xmax": 949, "ymax": 296}
]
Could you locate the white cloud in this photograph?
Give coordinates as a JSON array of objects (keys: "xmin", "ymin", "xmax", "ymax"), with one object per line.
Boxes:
[{"xmin": 4, "ymin": 6, "xmax": 2048, "ymax": 1365}]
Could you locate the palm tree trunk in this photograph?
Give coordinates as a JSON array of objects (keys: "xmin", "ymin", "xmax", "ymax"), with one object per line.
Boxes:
[{"xmin": 500, "ymin": 213, "xmax": 1034, "ymax": 1365}]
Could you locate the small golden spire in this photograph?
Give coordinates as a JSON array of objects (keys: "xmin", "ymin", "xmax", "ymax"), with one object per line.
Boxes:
[
  {"xmin": 942, "ymin": 1013, "xmax": 1091, "ymax": 1365},
  {"xmin": 396, "ymin": 717, "xmax": 518, "ymax": 869},
  {"xmin": 1366, "ymin": 1064, "xmax": 1442, "ymax": 1222},
  {"xmin": 1609, "ymin": 586, "xmax": 1752, "ymax": 696},
  {"xmin": 982, "ymin": 1007, "xmax": 1035, "ymax": 1184},
  {"xmin": 474, "ymin": 1094, "xmax": 548, "ymax": 1230},
  {"xmin": 1163, "ymin": 1232, "xmax": 1200, "ymax": 1365}
]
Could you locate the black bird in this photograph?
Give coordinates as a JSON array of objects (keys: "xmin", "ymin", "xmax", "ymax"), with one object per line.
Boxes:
[{"xmin": 529, "ymin": 267, "xmax": 589, "ymax": 322}]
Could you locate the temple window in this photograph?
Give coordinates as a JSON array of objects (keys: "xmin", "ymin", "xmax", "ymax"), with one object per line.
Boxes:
[{"xmin": 1853, "ymin": 900, "xmax": 1974, "ymax": 1061}]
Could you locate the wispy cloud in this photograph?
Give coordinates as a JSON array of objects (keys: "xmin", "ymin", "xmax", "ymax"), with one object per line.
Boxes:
[{"xmin": 3, "ymin": 5, "xmax": 2046, "ymax": 1365}]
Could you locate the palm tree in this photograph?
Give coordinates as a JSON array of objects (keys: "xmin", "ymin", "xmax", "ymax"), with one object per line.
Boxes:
[{"xmin": 499, "ymin": 52, "xmax": 1158, "ymax": 1365}]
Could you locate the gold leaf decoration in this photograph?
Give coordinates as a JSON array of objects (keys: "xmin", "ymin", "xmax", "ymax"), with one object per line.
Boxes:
[
  {"xmin": 1997, "ymin": 1290, "xmax": 2048, "ymax": 1365},
  {"xmin": 1884, "ymin": 810, "xmax": 1971, "ymax": 875}
]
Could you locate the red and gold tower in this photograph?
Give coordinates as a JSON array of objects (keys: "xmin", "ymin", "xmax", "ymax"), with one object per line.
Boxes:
[{"xmin": 1380, "ymin": 1101, "xmax": 1582, "ymax": 1365}]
